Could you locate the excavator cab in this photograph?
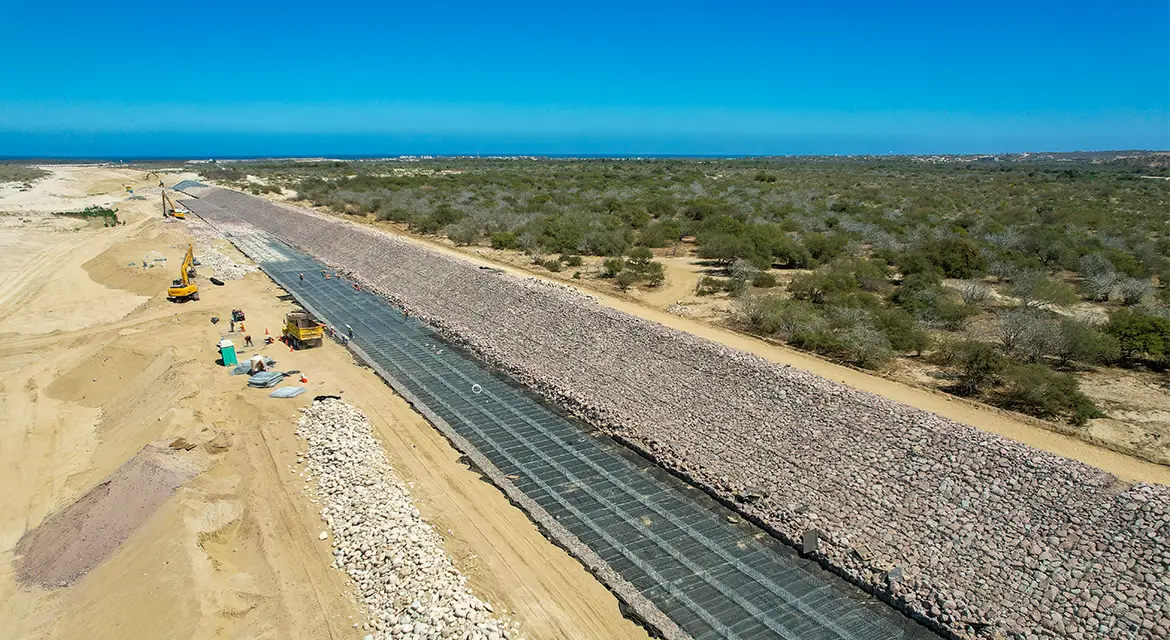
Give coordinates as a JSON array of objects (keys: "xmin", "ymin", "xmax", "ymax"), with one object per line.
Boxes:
[{"xmin": 167, "ymin": 244, "xmax": 199, "ymax": 301}]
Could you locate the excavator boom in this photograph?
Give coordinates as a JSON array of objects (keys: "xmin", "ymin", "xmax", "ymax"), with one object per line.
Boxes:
[
  {"xmin": 166, "ymin": 244, "xmax": 199, "ymax": 301},
  {"xmin": 162, "ymin": 191, "xmax": 187, "ymax": 219}
]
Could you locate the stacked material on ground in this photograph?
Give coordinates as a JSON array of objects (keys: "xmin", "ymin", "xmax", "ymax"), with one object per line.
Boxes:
[
  {"xmin": 14, "ymin": 445, "xmax": 201, "ymax": 588},
  {"xmin": 184, "ymin": 218, "xmax": 256, "ymax": 280},
  {"xmin": 186, "ymin": 188, "xmax": 1169, "ymax": 640},
  {"xmin": 297, "ymin": 399, "xmax": 517, "ymax": 640}
]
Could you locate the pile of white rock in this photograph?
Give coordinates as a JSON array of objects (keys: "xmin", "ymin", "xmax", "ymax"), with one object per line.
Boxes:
[
  {"xmin": 297, "ymin": 399, "xmax": 517, "ymax": 640},
  {"xmin": 184, "ymin": 218, "xmax": 256, "ymax": 280},
  {"xmin": 191, "ymin": 187, "xmax": 1170, "ymax": 640}
]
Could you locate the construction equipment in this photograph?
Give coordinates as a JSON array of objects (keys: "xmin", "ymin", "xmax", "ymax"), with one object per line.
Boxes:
[
  {"xmin": 162, "ymin": 191, "xmax": 188, "ymax": 219},
  {"xmin": 167, "ymin": 244, "xmax": 199, "ymax": 302},
  {"xmin": 281, "ymin": 312, "xmax": 324, "ymax": 349}
]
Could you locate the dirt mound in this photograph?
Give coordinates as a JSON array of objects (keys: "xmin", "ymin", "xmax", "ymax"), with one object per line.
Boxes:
[
  {"xmin": 14, "ymin": 445, "xmax": 200, "ymax": 588},
  {"xmin": 82, "ymin": 233, "xmax": 182, "ymax": 297}
]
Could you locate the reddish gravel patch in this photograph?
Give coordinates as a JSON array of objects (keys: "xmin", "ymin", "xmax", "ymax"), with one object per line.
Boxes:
[{"xmin": 14, "ymin": 446, "xmax": 199, "ymax": 588}]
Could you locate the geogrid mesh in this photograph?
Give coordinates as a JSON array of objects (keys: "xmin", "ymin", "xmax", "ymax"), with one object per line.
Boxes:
[{"xmin": 193, "ymin": 220, "xmax": 937, "ymax": 640}]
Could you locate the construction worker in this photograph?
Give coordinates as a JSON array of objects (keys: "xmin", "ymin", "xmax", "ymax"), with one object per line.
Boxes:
[
  {"xmin": 244, "ymin": 334, "xmax": 254, "ymax": 347},
  {"xmin": 299, "ymin": 273, "xmax": 304, "ymax": 281},
  {"xmin": 230, "ymin": 319, "xmax": 236, "ymax": 333},
  {"xmin": 346, "ymin": 324, "xmax": 354, "ymax": 338}
]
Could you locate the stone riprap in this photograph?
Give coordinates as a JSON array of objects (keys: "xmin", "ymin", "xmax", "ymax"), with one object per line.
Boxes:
[
  {"xmin": 297, "ymin": 399, "xmax": 517, "ymax": 640},
  {"xmin": 187, "ymin": 188, "xmax": 1169, "ymax": 640},
  {"xmin": 185, "ymin": 217, "xmax": 256, "ymax": 280}
]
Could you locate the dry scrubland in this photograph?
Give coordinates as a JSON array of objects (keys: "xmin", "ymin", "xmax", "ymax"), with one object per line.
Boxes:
[
  {"xmin": 184, "ymin": 186, "xmax": 1169, "ymax": 640},
  {"xmin": 0, "ymin": 166, "xmax": 645, "ymax": 640},
  {"xmin": 199, "ymin": 156, "xmax": 1170, "ymax": 465}
]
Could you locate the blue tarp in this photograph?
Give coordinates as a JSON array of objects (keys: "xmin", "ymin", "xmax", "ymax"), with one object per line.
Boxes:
[{"xmin": 269, "ymin": 386, "xmax": 307, "ymax": 398}]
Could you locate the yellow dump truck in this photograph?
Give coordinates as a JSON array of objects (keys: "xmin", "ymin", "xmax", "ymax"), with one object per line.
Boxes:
[{"xmin": 282, "ymin": 312, "xmax": 324, "ymax": 349}]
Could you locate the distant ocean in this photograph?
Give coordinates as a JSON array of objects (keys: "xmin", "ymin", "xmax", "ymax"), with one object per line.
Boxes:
[{"xmin": 2, "ymin": 130, "xmax": 1110, "ymax": 160}]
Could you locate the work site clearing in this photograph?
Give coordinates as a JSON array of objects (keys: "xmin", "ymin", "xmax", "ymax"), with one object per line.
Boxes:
[{"xmin": 0, "ymin": 165, "xmax": 1166, "ymax": 640}]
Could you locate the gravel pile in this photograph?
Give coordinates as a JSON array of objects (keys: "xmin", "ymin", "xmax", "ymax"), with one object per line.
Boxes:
[
  {"xmin": 15, "ymin": 446, "xmax": 200, "ymax": 588},
  {"xmin": 297, "ymin": 399, "xmax": 517, "ymax": 640},
  {"xmin": 185, "ymin": 218, "xmax": 256, "ymax": 280},
  {"xmin": 190, "ymin": 189, "xmax": 1169, "ymax": 640}
]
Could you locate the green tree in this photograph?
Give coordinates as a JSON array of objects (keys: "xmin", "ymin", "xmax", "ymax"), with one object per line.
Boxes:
[
  {"xmin": 1104, "ymin": 308, "xmax": 1170, "ymax": 363},
  {"xmin": 697, "ymin": 233, "xmax": 751, "ymax": 268}
]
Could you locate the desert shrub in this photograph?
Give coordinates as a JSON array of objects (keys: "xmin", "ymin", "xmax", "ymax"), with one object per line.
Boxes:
[
  {"xmin": 642, "ymin": 261, "xmax": 666, "ymax": 287},
  {"xmin": 579, "ymin": 229, "xmax": 630, "ymax": 256},
  {"xmin": 446, "ymin": 220, "xmax": 481, "ymax": 245},
  {"xmin": 56, "ymin": 205, "xmax": 119, "ymax": 227},
  {"xmin": 542, "ymin": 258, "xmax": 563, "ymax": 272},
  {"xmin": 1105, "ymin": 307, "xmax": 1170, "ymax": 364},
  {"xmin": 801, "ymin": 232, "xmax": 850, "ymax": 265},
  {"xmin": 893, "ymin": 272, "xmax": 977, "ymax": 329},
  {"xmin": 898, "ymin": 236, "xmax": 987, "ymax": 278},
  {"xmin": 790, "ymin": 266, "xmax": 858, "ymax": 304},
  {"xmin": 995, "ymin": 364, "xmax": 1102, "ymax": 425},
  {"xmin": 0, "ymin": 164, "xmax": 48, "ymax": 184},
  {"xmin": 411, "ymin": 203, "xmax": 465, "ymax": 234},
  {"xmin": 999, "ymin": 309, "xmax": 1057, "ymax": 362},
  {"xmin": 562, "ymin": 254, "xmax": 583, "ymax": 267},
  {"xmin": 696, "ymin": 276, "xmax": 725, "ymax": 296},
  {"xmin": 601, "ymin": 256, "xmax": 625, "ymax": 277},
  {"xmin": 836, "ymin": 325, "xmax": 896, "ymax": 369},
  {"xmin": 771, "ymin": 236, "xmax": 813, "ymax": 268},
  {"xmin": 627, "ymin": 246, "xmax": 654, "ymax": 270},
  {"xmin": 1119, "ymin": 278, "xmax": 1154, "ymax": 306},
  {"xmin": 640, "ymin": 219, "xmax": 681, "ymax": 247},
  {"xmin": 949, "ymin": 340, "xmax": 1008, "ymax": 396},
  {"xmin": 615, "ymin": 269, "xmax": 639, "ymax": 290},
  {"xmin": 697, "ymin": 233, "xmax": 754, "ymax": 268},
  {"xmin": 752, "ymin": 272, "xmax": 778, "ymax": 288},
  {"xmin": 741, "ymin": 297, "xmax": 822, "ymax": 338},
  {"xmin": 872, "ymin": 307, "xmax": 930, "ymax": 355},
  {"xmin": 1054, "ymin": 318, "xmax": 1120, "ymax": 366},
  {"xmin": 726, "ymin": 259, "xmax": 760, "ymax": 296},
  {"xmin": 1081, "ymin": 271, "xmax": 1119, "ymax": 302},
  {"xmin": 1009, "ymin": 271, "xmax": 1078, "ymax": 308},
  {"xmin": 956, "ymin": 280, "xmax": 992, "ymax": 305}
]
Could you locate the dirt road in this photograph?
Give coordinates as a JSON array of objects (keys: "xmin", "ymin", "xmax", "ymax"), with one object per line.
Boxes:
[{"xmin": 0, "ymin": 166, "xmax": 646, "ymax": 640}]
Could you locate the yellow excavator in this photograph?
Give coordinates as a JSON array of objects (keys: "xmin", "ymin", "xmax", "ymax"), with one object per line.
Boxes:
[
  {"xmin": 167, "ymin": 244, "xmax": 199, "ymax": 301},
  {"xmin": 162, "ymin": 191, "xmax": 188, "ymax": 219}
]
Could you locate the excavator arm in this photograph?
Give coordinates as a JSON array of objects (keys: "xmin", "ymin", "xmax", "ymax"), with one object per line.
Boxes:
[
  {"xmin": 162, "ymin": 191, "xmax": 187, "ymax": 219},
  {"xmin": 167, "ymin": 244, "xmax": 199, "ymax": 301}
]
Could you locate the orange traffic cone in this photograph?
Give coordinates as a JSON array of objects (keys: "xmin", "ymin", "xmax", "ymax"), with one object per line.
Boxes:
[{"xmin": 299, "ymin": 375, "xmax": 308, "ymax": 383}]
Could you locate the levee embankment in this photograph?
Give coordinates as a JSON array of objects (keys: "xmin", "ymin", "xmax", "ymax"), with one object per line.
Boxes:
[{"xmin": 183, "ymin": 187, "xmax": 1168, "ymax": 640}]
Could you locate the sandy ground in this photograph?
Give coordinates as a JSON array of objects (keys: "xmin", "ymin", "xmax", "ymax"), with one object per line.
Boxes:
[
  {"xmin": 0, "ymin": 167, "xmax": 646, "ymax": 640},
  {"xmin": 336, "ymin": 216, "xmax": 1170, "ymax": 485}
]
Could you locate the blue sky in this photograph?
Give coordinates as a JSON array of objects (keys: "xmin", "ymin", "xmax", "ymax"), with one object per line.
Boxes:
[{"xmin": 1, "ymin": 0, "xmax": 1167, "ymax": 156}]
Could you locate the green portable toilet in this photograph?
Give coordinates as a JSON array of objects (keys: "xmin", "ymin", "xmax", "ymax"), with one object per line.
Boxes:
[{"xmin": 218, "ymin": 339, "xmax": 238, "ymax": 367}]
